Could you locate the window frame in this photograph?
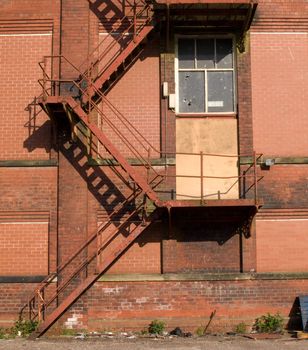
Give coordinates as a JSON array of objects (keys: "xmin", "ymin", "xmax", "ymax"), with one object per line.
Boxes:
[{"xmin": 175, "ymin": 34, "xmax": 237, "ymax": 116}]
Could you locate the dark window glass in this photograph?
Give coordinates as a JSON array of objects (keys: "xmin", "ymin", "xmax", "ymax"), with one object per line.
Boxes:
[
  {"xmin": 196, "ymin": 39, "xmax": 215, "ymax": 69},
  {"xmin": 178, "ymin": 39, "xmax": 195, "ymax": 69},
  {"xmin": 216, "ymin": 39, "xmax": 233, "ymax": 68}
]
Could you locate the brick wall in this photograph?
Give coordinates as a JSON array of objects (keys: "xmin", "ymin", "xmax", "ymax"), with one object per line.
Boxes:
[
  {"xmin": 251, "ymin": 33, "xmax": 308, "ymax": 156},
  {"xmin": 82, "ymin": 278, "xmax": 308, "ymax": 332},
  {"xmin": 0, "ymin": 283, "xmax": 40, "ymax": 327},
  {"xmin": 61, "ymin": 0, "xmax": 98, "ymax": 75},
  {"xmin": 0, "ymin": 0, "xmax": 308, "ymax": 335},
  {"xmin": 101, "ymin": 35, "xmax": 161, "ymax": 158},
  {"xmin": 102, "ymin": 221, "xmax": 163, "ymax": 274},
  {"xmin": 0, "ymin": 223, "xmax": 48, "ymax": 275},
  {"xmin": 258, "ymin": 166, "xmax": 308, "ymax": 208},
  {"xmin": 256, "ymin": 219, "xmax": 308, "ymax": 273},
  {"xmin": 0, "ymin": 167, "xmax": 57, "ymax": 273},
  {"xmin": 162, "ymin": 208, "xmax": 243, "ymax": 273},
  {"xmin": 1, "ymin": 277, "xmax": 306, "ymax": 331},
  {"xmin": 0, "ymin": 34, "xmax": 52, "ymax": 160}
]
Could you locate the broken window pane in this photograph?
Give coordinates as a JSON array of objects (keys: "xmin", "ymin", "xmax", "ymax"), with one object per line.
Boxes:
[
  {"xmin": 178, "ymin": 39, "xmax": 195, "ymax": 69},
  {"xmin": 179, "ymin": 71, "xmax": 205, "ymax": 113},
  {"xmin": 207, "ymin": 71, "xmax": 234, "ymax": 112},
  {"xmin": 196, "ymin": 39, "xmax": 215, "ymax": 69},
  {"xmin": 216, "ymin": 39, "xmax": 233, "ymax": 69}
]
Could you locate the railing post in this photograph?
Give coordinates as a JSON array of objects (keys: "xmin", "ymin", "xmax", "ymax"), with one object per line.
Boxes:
[
  {"xmin": 28, "ymin": 301, "xmax": 31, "ymax": 321},
  {"xmin": 42, "ymin": 288, "xmax": 45, "ymax": 321},
  {"xmin": 37, "ymin": 290, "xmax": 42, "ymax": 322},
  {"xmin": 51, "ymin": 54, "xmax": 54, "ymax": 96},
  {"xmin": 42, "ymin": 57, "xmax": 47, "ymax": 101},
  {"xmin": 133, "ymin": 0, "xmax": 137, "ymax": 42},
  {"xmin": 253, "ymin": 150, "xmax": 257, "ymax": 205},
  {"xmin": 96, "ymin": 228, "xmax": 100, "ymax": 273},
  {"xmin": 200, "ymin": 151, "xmax": 204, "ymax": 205},
  {"xmin": 147, "ymin": 147, "xmax": 151, "ymax": 185}
]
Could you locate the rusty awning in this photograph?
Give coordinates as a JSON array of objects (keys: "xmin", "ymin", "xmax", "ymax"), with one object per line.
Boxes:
[{"xmin": 153, "ymin": 0, "xmax": 258, "ymax": 34}]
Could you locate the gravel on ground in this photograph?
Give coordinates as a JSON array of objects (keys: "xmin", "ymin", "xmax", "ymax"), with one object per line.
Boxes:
[{"xmin": 0, "ymin": 334, "xmax": 307, "ymax": 350}]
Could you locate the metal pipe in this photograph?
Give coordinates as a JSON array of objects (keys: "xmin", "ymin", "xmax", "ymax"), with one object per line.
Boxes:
[
  {"xmin": 133, "ymin": 0, "xmax": 137, "ymax": 42},
  {"xmin": 253, "ymin": 150, "xmax": 258, "ymax": 204},
  {"xmin": 200, "ymin": 151, "xmax": 204, "ymax": 205}
]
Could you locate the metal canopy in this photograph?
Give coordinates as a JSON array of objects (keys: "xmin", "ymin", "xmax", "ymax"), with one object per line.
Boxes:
[{"xmin": 154, "ymin": 1, "xmax": 258, "ymax": 35}]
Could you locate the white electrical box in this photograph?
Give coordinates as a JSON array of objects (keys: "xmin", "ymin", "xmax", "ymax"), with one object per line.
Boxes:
[
  {"xmin": 162, "ymin": 82, "xmax": 169, "ymax": 98},
  {"xmin": 169, "ymin": 94, "xmax": 175, "ymax": 109}
]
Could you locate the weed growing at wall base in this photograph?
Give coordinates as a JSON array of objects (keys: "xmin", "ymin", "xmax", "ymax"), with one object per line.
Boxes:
[
  {"xmin": 11, "ymin": 319, "xmax": 38, "ymax": 337},
  {"xmin": 254, "ymin": 313, "xmax": 284, "ymax": 334},
  {"xmin": 148, "ymin": 320, "xmax": 166, "ymax": 335},
  {"xmin": 234, "ymin": 322, "xmax": 247, "ymax": 334}
]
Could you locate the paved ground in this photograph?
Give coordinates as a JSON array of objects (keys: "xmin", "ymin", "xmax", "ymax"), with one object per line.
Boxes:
[{"xmin": 0, "ymin": 335, "xmax": 307, "ymax": 350}]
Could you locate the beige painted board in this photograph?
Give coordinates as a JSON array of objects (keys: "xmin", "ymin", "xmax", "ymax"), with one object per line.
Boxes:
[{"xmin": 176, "ymin": 118, "xmax": 239, "ymax": 200}]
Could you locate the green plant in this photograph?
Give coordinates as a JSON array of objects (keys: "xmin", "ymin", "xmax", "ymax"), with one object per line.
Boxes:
[
  {"xmin": 148, "ymin": 320, "xmax": 165, "ymax": 335},
  {"xmin": 11, "ymin": 319, "xmax": 38, "ymax": 337},
  {"xmin": 0, "ymin": 328, "xmax": 5, "ymax": 339},
  {"xmin": 195, "ymin": 326, "xmax": 205, "ymax": 336},
  {"xmin": 254, "ymin": 313, "xmax": 284, "ymax": 334},
  {"xmin": 60, "ymin": 328, "xmax": 77, "ymax": 336},
  {"xmin": 234, "ymin": 322, "xmax": 247, "ymax": 334}
]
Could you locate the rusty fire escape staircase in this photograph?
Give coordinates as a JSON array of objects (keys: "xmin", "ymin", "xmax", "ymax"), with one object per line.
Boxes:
[{"xmin": 22, "ymin": 0, "xmax": 166, "ymax": 338}]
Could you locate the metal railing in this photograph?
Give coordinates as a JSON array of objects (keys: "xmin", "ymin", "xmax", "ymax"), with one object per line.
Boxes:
[
  {"xmin": 38, "ymin": 52, "xmax": 263, "ymax": 205},
  {"xmin": 20, "ymin": 182, "xmax": 161, "ymax": 323}
]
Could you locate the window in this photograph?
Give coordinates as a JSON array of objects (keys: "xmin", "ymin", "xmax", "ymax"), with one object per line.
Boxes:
[{"xmin": 176, "ymin": 37, "xmax": 235, "ymax": 114}]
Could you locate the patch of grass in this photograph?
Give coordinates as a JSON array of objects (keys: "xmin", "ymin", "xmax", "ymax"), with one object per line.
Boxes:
[
  {"xmin": 148, "ymin": 320, "xmax": 165, "ymax": 335},
  {"xmin": 234, "ymin": 322, "xmax": 247, "ymax": 334},
  {"xmin": 254, "ymin": 313, "xmax": 284, "ymax": 334},
  {"xmin": 11, "ymin": 319, "xmax": 38, "ymax": 337},
  {"xmin": 60, "ymin": 328, "xmax": 77, "ymax": 336}
]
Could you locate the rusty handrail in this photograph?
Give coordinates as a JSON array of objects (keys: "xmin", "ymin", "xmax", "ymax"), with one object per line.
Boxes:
[{"xmin": 79, "ymin": 1, "xmax": 152, "ymax": 75}]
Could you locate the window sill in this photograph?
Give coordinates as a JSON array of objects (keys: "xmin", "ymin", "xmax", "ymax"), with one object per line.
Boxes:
[{"xmin": 176, "ymin": 113, "xmax": 237, "ymax": 118}]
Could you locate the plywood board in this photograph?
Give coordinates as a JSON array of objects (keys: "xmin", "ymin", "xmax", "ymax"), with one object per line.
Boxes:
[{"xmin": 176, "ymin": 118, "xmax": 238, "ymax": 200}]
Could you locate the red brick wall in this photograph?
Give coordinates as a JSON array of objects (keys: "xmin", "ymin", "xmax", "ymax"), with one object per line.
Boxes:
[
  {"xmin": 256, "ymin": 217, "xmax": 308, "ymax": 273},
  {"xmin": 0, "ymin": 283, "xmax": 40, "ymax": 327},
  {"xmin": 237, "ymin": 36, "xmax": 254, "ymax": 155},
  {"xmin": 102, "ymin": 36, "xmax": 161, "ymax": 158},
  {"xmin": 0, "ymin": 168, "xmax": 57, "ymax": 211},
  {"xmin": 0, "ymin": 34, "xmax": 52, "ymax": 160},
  {"xmin": 0, "ymin": 223, "xmax": 48, "ymax": 275},
  {"xmin": 1, "ymin": 277, "xmax": 306, "ymax": 331},
  {"xmin": 251, "ymin": 33, "xmax": 308, "ymax": 156},
  {"xmin": 102, "ymin": 222, "xmax": 163, "ymax": 275},
  {"xmin": 83, "ymin": 278, "xmax": 308, "ymax": 332},
  {"xmin": 61, "ymin": 0, "xmax": 98, "ymax": 75},
  {"xmin": 258, "ymin": 166, "xmax": 308, "ymax": 208},
  {"xmin": 0, "ymin": 0, "xmax": 60, "ymax": 20},
  {"xmin": 162, "ymin": 217, "xmax": 241, "ymax": 273},
  {"xmin": 0, "ymin": 167, "xmax": 57, "ymax": 273},
  {"xmin": 0, "ymin": 0, "xmax": 60, "ymax": 160},
  {"xmin": 1, "ymin": 0, "xmax": 308, "ymax": 334}
]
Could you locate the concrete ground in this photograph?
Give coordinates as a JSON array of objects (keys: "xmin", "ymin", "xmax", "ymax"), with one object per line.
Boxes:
[{"xmin": 0, "ymin": 335, "xmax": 307, "ymax": 350}]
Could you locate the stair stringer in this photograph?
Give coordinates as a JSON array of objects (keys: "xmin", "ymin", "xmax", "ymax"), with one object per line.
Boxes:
[
  {"xmin": 29, "ymin": 209, "xmax": 160, "ymax": 339},
  {"xmin": 85, "ymin": 24, "xmax": 154, "ymax": 100},
  {"xmin": 54, "ymin": 96, "xmax": 163, "ymax": 207}
]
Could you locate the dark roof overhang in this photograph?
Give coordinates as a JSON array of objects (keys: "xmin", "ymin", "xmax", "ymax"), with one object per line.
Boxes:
[{"xmin": 153, "ymin": 0, "xmax": 258, "ymax": 36}]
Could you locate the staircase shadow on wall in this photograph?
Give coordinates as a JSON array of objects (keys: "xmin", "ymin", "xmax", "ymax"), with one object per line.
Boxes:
[
  {"xmin": 23, "ymin": 118, "xmax": 161, "ymax": 260},
  {"xmin": 24, "ymin": 97, "xmax": 52, "ymax": 153}
]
